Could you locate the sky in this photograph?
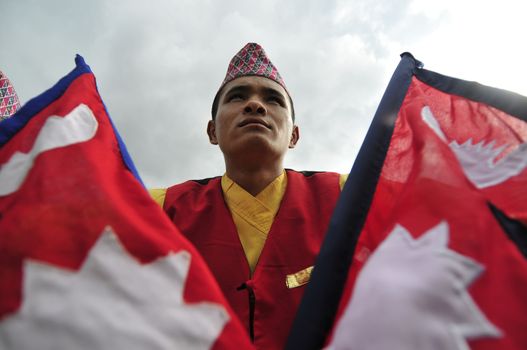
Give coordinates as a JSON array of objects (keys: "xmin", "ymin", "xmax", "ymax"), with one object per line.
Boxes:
[{"xmin": 2, "ymin": 0, "xmax": 526, "ymax": 188}]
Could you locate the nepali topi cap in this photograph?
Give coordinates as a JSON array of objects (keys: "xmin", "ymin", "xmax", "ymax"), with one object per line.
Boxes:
[
  {"xmin": 219, "ymin": 42, "xmax": 288, "ymax": 94},
  {"xmin": 0, "ymin": 70, "xmax": 21, "ymax": 121}
]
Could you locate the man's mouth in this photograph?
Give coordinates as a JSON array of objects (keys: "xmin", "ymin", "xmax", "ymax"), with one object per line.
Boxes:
[{"xmin": 238, "ymin": 118, "xmax": 271, "ymax": 129}]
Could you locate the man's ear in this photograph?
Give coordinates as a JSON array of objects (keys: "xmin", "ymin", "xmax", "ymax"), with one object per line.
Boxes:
[
  {"xmin": 289, "ymin": 125, "xmax": 300, "ymax": 149},
  {"xmin": 207, "ymin": 120, "xmax": 218, "ymax": 145}
]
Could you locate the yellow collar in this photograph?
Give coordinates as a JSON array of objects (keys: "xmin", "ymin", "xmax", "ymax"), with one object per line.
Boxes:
[{"xmin": 221, "ymin": 171, "xmax": 287, "ymax": 234}]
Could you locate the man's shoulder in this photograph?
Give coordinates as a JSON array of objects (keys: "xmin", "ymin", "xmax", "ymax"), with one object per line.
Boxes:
[
  {"xmin": 149, "ymin": 176, "xmax": 222, "ymax": 207},
  {"xmin": 169, "ymin": 175, "xmax": 222, "ymax": 189},
  {"xmin": 286, "ymin": 169, "xmax": 347, "ymax": 190},
  {"xmin": 287, "ymin": 169, "xmax": 336, "ymax": 176}
]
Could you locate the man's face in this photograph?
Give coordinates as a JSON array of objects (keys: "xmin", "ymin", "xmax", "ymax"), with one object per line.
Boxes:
[{"xmin": 207, "ymin": 76, "xmax": 299, "ymax": 160}]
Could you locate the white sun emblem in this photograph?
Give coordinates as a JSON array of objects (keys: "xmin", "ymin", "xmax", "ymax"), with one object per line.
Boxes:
[
  {"xmin": 0, "ymin": 226, "xmax": 229, "ymax": 350},
  {"xmin": 328, "ymin": 221, "xmax": 501, "ymax": 350}
]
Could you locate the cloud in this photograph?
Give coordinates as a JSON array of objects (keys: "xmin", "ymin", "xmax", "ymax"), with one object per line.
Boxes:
[{"xmin": 2, "ymin": 0, "xmax": 523, "ymax": 187}]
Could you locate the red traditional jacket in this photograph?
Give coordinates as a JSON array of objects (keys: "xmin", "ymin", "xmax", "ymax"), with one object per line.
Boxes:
[{"xmin": 163, "ymin": 170, "xmax": 341, "ymax": 350}]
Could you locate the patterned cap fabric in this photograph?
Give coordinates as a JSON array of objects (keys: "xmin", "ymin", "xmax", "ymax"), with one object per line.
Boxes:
[
  {"xmin": 220, "ymin": 43, "xmax": 288, "ymax": 93},
  {"xmin": 0, "ymin": 70, "xmax": 21, "ymax": 121}
]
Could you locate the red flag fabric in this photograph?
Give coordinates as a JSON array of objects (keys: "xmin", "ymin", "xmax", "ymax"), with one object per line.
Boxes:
[
  {"xmin": 287, "ymin": 54, "xmax": 527, "ymax": 350},
  {"xmin": 0, "ymin": 56, "xmax": 253, "ymax": 350}
]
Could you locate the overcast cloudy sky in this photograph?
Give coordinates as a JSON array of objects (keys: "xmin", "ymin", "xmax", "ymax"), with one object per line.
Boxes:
[{"xmin": 2, "ymin": 0, "xmax": 526, "ymax": 187}]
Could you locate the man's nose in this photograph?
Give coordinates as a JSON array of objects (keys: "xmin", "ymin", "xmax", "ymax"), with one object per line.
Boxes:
[{"xmin": 244, "ymin": 100, "xmax": 266, "ymax": 115}]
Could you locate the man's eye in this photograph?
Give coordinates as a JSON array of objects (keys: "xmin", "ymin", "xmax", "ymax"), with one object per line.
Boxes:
[
  {"xmin": 228, "ymin": 94, "xmax": 244, "ymax": 102},
  {"xmin": 268, "ymin": 96, "xmax": 284, "ymax": 106}
]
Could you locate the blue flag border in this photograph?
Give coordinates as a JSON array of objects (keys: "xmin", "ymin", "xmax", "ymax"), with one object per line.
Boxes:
[
  {"xmin": 0, "ymin": 55, "xmax": 145, "ymax": 187},
  {"xmin": 415, "ymin": 67, "xmax": 527, "ymax": 121},
  {"xmin": 286, "ymin": 53, "xmax": 527, "ymax": 349}
]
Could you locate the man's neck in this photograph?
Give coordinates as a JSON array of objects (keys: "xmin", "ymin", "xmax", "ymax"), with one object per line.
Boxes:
[{"xmin": 225, "ymin": 164, "xmax": 284, "ymax": 197}]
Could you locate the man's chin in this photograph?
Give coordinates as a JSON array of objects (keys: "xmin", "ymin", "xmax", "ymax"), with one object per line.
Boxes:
[{"xmin": 223, "ymin": 137, "xmax": 285, "ymax": 157}]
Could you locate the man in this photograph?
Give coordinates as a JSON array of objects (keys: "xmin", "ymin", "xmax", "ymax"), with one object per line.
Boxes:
[{"xmin": 151, "ymin": 43, "xmax": 346, "ymax": 349}]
